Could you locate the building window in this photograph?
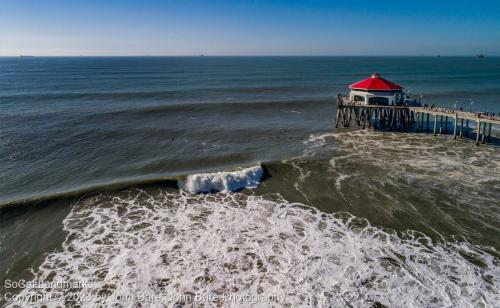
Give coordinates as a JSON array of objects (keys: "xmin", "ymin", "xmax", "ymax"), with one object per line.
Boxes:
[
  {"xmin": 369, "ymin": 97, "xmax": 389, "ymax": 105},
  {"xmin": 353, "ymin": 95, "xmax": 365, "ymax": 102}
]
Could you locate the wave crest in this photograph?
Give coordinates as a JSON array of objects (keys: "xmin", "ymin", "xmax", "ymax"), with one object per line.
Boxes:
[{"xmin": 178, "ymin": 164, "xmax": 264, "ymax": 193}]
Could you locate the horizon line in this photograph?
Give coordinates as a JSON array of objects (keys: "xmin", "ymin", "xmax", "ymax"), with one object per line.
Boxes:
[{"xmin": 1, "ymin": 54, "xmax": 498, "ymax": 58}]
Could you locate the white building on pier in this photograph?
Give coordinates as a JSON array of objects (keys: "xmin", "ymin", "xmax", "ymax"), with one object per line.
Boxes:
[{"xmin": 349, "ymin": 73, "xmax": 404, "ymax": 106}]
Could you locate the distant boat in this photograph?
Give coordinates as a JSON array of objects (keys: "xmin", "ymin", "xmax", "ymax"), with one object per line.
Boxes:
[{"xmin": 477, "ymin": 54, "xmax": 485, "ymax": 58}]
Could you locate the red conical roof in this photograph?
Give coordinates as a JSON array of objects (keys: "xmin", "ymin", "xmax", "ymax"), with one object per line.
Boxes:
[{"xmin": 349, "ymin": 73, "xmax": 403, "ymax": 91}]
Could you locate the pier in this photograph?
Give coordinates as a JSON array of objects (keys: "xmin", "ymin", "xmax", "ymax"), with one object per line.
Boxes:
[
  {"xmin": 335, "ymin": 102, "xmax": 500, "ymax": 145},
  {"xmin": 335, "ymin": 73, "xmax": 499, "ymax": 145}
]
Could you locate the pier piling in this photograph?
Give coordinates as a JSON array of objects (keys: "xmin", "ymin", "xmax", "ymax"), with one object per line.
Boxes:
[
  {"xmin": 488, "ymin": 123, "xmax": 492, "ymax": 142},
  {"xmin": 476, "ymin": 121, "xmax": 481, "ymax": 146},
  {"xmin": 439, "ymin": 116, "xmax": 443, "ymax": 134},
  {"xmin": 433, "ymin": 115, "xmax": 438, "ymax": 136},
  {"xmin": 460, "ymin": 118, "xmax": 463, "ymax": 138},
  {"xmin": 453, "ymin": 114, "xmax": 458, "ymax": 140},
  {"xmin": 482, "ymin": 121, "xmax": 487, "ymax": 144}
]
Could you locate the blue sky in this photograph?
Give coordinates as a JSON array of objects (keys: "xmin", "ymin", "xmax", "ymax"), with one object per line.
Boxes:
[{"xmin": 1, "ymin": 0, "xmax": 499, "ymax": 56}]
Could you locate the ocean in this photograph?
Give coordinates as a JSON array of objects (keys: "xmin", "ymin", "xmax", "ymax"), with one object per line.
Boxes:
[{"xmin": 1, "ymin": 56, "xmax": 499, "ymax": 307}]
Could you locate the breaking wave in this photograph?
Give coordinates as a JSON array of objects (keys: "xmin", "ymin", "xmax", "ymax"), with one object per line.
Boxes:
[
  {"xmin": 178, "ymin": 164, "xmax": 263, "ymax": 193},
  {"xmin": 9, "ymin": 190, "xmax": 499, "ymax": 307}
]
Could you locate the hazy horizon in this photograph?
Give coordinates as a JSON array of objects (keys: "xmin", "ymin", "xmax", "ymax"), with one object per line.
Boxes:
[
  {"xmin": 1, "ymin": 0, "xmax": 500, "ymax": 57},
  {"xmin": 3, "ymin": 54, "xmax": 498, "ymax": 57}
]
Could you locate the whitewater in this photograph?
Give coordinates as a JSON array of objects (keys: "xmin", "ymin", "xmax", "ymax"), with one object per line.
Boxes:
[{"xmin": 8, "ymin": 189, "xmax": 499, "ymax": 307}]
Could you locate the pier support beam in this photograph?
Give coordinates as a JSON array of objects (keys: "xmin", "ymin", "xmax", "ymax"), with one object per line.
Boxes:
[
  {"xmin": 390, "ymin": 109, "xmax": 396, "ymax": 130},
  {"xmin": 363, "ymin": 110, "xmax": 368, "ymax": 129},
  {"xmin": 453, "ymin": 114, "xmax": 458, "ymax": 140},
  {"xmin": 368, "ymin": 110, "xmax": 372, "ymax": 128},
  {"xmin": 460, "ymin": 118, "xmax": 463, "ymax": 138},
  {"xmin": 488, "ymin": 123, "xmax": 492, "ymax": 142},
  {"xmin": 482, "ymin": 121, "xmax": 487, "ymax": 144},
  {"xmin": 476, "ymin": 121, "xmax": 481, "ymax": 146},
  {"xmin": 433, "ymin": 115, "xmax": 437, "ymax": 136}
]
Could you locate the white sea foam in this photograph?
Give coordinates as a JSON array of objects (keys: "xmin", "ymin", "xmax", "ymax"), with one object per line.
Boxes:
[
  {"xmin": 304, "ymin": 130, "xmax": 500, "ymax": 246},
  {"xmin": 178, "ymin": 164, "xmax": 263, "ymax": 193},
  {"xmin": 303, "ymin": 132, "xmax": 337, "ymax": 147},
  {"xmin": 326, "ymin": 130, "xmax": 500, "ymax": 201},
  {"xmin": 11, "ymin": 191, "xmax": 499, "ymax": 308}
]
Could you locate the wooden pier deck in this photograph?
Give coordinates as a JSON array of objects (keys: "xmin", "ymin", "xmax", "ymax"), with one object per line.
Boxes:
[{"xmin": 335, "ymin": 103, "xmax": 500, "ymax": 145}]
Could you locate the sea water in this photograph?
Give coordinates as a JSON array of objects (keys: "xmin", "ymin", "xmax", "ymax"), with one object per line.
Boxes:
[{"xmin": 1, "ymin": 56, "xmax": 499, "ymax": 307}]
